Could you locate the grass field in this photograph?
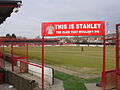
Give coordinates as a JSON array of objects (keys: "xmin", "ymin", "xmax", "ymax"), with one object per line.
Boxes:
[
  {"xmin": 54, "ymin": 70, "xmax": 101, "ymax": 90},
  {"xmin": 4, "ymin": 46, "xmax": 115, "ymax": 90},
  {"xmin": 5, "ymin": 46, "xmax": 115, "ymax": 74}
]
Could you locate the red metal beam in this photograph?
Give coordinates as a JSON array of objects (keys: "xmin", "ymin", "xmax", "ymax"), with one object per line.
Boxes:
[
  {"xmin": 0, "ymin": 5, "xmax": 17, "ymax": 7},
  {"xmin": 12, "ymin": 58, "xmax": 43, "ymax": 68}
]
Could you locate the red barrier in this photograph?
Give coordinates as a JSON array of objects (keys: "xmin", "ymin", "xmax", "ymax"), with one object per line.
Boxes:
[
  {"xmin": 0, "ymin": 42, "xmax": 5, "ymax": 68},
  {"xmin": 115, "ymin": 24, "xmax": 120, "ymax": 90},
  {"xmin": 12, "ymin": 57, "xmax": 42, "ymax": 68},
  {"xmin": 12, "ymin": 57, "xmax": 43, "ymax": 74},
  {"xmin": 10, "ymin": 42, "xmax": 44, "ymax": 89},
  {"xmin": 102, "ymin": 24, "xmax": 120, "ymax": 90}
]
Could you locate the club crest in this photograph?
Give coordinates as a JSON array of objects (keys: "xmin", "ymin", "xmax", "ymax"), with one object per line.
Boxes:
[{"xmin": 46, "ymin": 25, "xmax": 55, "ymax": 34}]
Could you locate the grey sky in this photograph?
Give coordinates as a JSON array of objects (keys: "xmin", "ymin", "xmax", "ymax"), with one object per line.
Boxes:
[{"xmin": 0, "ymin": 0, "xmax": 120, "ymax": 38}]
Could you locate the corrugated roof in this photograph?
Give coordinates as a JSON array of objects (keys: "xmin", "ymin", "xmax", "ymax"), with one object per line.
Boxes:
[{"xmin": 0, "ymin": 0, "xmax": 22, "ymax": 24}]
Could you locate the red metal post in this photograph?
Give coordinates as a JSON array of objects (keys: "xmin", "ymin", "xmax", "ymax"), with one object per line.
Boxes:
[
  {"xmin": 116, "ymin": 24, "xmax": 120, "ymax": 90},
  {"xmin": 11, "ymin": 43, "xmax": 14, "ymax": 72},
  {"xmin": 26, "ymin": 43, "xmax": 28, "ymax": 60},
  {"xmin": 1, "ymin": 42, "xmax": 4, "ymax": 67},
  {"xmin": 0, "ymin": 42, "xmax": 4, "ymax": 67},
  {"xmin": 102, "ymin": 35, "xmax": 106, "ymax": 90},
  {"xmin": 42, "ymin": 35, "xmax": 44, "ymax": 89},
  {"xmin": 3, "ymin": 42, "xmax": 5, "ymax": 67},
  {"xmin": 26, "ymin": 43, "xmax": 28, "ymax": 72}
]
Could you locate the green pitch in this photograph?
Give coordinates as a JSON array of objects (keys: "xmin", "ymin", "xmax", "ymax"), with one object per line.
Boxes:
[{"xmin": 5, "ymin": 46, "xmax": 115, "ymax": 74}]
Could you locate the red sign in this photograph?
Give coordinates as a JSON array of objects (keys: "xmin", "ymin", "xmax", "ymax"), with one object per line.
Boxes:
[{"xmin": 42, "ymin": 21, "xmax": 105, "ymax": 36}]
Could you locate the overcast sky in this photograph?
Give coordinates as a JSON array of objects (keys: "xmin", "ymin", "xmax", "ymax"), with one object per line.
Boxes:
[{"xmin": 0, "ymin": 0, "xmax": 120, "ymax": 38}]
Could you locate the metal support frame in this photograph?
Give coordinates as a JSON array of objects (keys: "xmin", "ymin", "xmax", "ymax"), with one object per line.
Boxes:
[
  {"xmin": 102, "ymin": 24, "xmax": 120, "ymax": 90},
  {"xmin": 0, "ymin": 42, "xmax": 5, "ymax": 67},
  {"xmin": 41, "ymin": 35, "xmax": 44, "ymax": 89},
  {"xmin": 10, "ymin": 42, "xmax": 44, "ymax": 90},
  {"xmin": 3, "ymin": 42, "xmax": 5, "ymax": 67},
  {"xmin": 0, "ymin": 5, "xmax": 17, "ymax": 7},
  {"xmin": 11, "ymin": 43, "xmax": 14, "ymax": 71},
  {"xmin": 102, "ymin": 35, "xmax": 106, "ymax": 90},
  {"xmin": 116, "ymin": 24, "xmax": 120, "ymax": 90},
  {"xmin": 11, "ymin": 43, "xmax": 28, "ymax": 73}
]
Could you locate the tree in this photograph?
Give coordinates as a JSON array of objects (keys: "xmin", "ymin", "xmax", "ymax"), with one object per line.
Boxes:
[
  {"xmin": 6, "ymin": 34, "xmax": 11, "ymax": 38},
  {"xmin": 12, "ymin": 34, "xmax": 16, "ymax": 38}
]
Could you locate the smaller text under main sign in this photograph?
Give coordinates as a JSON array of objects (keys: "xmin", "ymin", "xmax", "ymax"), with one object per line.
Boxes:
[{"xmin": 42, "ymin": 21, "xmax": 105, "ymax": 36}]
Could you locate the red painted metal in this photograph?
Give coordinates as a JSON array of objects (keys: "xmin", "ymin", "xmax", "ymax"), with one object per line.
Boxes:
[
  {"xmin": 0, "ymin": 43, "xmax": 2, "ymax": 67},
  {"xmin": 102, "ymin": 24, "xmax": 120, "ymax": 90},
  {"xmin": 26, "ymin": 43, "xmax": 28, "ymax": 72},
  {"xmin": 11, "ymin": 43, "xmax": 28, "ymax": 73},
  {"xmin": 11, "ymin": 43, "xmax": 14, "ymax": 72},
  {"xmin": 12, "ymin": 56, "xmax": 43, "ymax": 74},
  {"xmin": 105, "ymin": 38, "xmax": 116, "ymax": 40},
  {"xmin": 9, "ymin": 41, "xmax": 45, "ymax": 89},
  {"xmin": 41, "ymin": 35, "xmax": 44, "ymax": 89},
  {"xmin": 105, "ymin": 70, "xmax": 115, "ymax": 73},
  {"xmin": 13, "ymin": 57, "xmax": 27, "ymax": 59},
  {"xmin": 42, "ymin": 21, "xmax": 105, "ymax": 90},
  {"xmin": 3, "ymin": 42, "xmax": 5, "ymax": 67},
  {"xmin": 42, "ymin": 21, "xmax": 105, "ymax": 36},
  {"xmin": 41, "ymin": 23, "xmax": 45, "ymax": 89},
  {"xmin": 0, "ymin": 42, "xmax": 5, "ymax": 67},
  {"xmin": 102, "ymin": 35, "xmax": 106, "ymax": 90},
  {"xmin": 0, "ymin": 5, "xmax": 17, "ymax": 7},
  {"xmin": 116, "ymin": 24, "xmax": 120, "ymax": 90},
  {"xmin": 12, "ymin": 58, "xmax": 42, "ymax": 68},
  {"xmin": 0, "ymin": 38, "xmax": 59, "ymax": 42}
]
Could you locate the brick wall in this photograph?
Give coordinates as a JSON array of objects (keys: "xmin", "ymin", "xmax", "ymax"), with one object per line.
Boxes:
[{"xmin": 5, "ymin": 70, "xmax": 39, "ymax": 90}]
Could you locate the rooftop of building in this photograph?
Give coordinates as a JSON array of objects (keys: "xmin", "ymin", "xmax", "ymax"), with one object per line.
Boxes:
[{"xmin": 0, "ymin": 0, "xmax": 22, "ymax": 24}]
